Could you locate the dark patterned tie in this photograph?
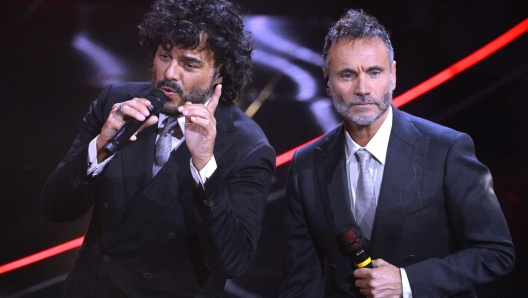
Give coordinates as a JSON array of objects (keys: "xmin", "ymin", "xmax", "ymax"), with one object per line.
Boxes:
[
  {"xmin": 355, "ymin": 149, "xmax": 377, "ymax": 239},
  {"xmin": 152, "ymin": 117, "xmax": 181, "ymax": 176}
]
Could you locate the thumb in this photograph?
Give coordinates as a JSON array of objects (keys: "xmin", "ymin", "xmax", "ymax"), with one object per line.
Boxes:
[{"xmin": 371, "ymin": 258, "xmax": 387, "ymax": 268}]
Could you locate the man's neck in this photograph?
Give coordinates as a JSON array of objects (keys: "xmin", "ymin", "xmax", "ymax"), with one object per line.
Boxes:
[{"xmin": 345, "ymin": 110, "xmax": 389, "ymax": 147}]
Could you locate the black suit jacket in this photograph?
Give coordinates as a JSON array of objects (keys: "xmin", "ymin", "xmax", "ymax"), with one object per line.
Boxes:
[
  {"xmin": 41, "ymin": 82, "xmax": 275, "ymax": 297},
  {"xmin": 280, "ymin": 106, "xmax": 514, "ymax": 297}
]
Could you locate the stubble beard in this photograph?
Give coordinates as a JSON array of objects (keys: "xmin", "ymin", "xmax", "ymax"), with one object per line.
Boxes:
[
  {"xmin": 333, "ymin": 89, "xmax": 392, "ymax": 126},
  {"xmin": 153, "ymin": 75, "xmax": 216, "ymax": 117}
]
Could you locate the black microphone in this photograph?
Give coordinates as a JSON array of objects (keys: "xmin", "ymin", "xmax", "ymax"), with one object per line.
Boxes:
[
  {"xmin": 338, "ymin": 226, "xmax": 373, "ymax": 269},
  {"xmin": 103, "ymin": 89, "xmax": 168, "ymax": 155}
]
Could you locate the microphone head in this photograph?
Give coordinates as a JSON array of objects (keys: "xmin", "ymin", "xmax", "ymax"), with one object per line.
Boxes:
[
  {"xmin": 338, "ymin": 226, "xmax": 364, "ymax": 253},
  {"xmin": 338, "ymin": 226, "xmax": 373, "ymax": 269},
  {"xmin": 145, "ymin": 89, "xmax": 169, "ymax": 114}
]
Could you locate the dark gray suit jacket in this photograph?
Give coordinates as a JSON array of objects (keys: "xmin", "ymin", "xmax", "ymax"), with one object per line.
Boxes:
[
  {"xmin": 41, "ymin": 82, "xmax": 275, "ymax": 297},
  {"xmin": 280, "ymin": 106, "xmax": 514, "ymax": 297}
]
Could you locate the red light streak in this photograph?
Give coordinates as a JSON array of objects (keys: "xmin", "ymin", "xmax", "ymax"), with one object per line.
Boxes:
[
  {"xmin": 276, "ymin": 137, "xmax": 321, "ymax": 167},
  {"xmin": 0, "ymin": 237, "xmax": 84, "ymax": 274},
  {"xmin": 392, "ymin": 18, "xmax": 528, "ymax": 107},
  {"xmin": 0, "ymin": 18, "xmax": 526, "ymax": 276}
]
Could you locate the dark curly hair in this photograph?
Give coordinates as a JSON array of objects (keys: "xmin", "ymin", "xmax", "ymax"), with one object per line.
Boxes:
[
  {"xmin": 322, "ymin": 9, "xmax": 394, "ymax": 71},
  {"xmin": 138, "ymin": 0, "xmax": 253, "ymax": 105}
]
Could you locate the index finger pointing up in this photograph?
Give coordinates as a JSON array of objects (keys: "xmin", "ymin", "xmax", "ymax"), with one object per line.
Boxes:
[{"xmin": 207, "ymin": 84, "xmax": 222, "ymax": 114}]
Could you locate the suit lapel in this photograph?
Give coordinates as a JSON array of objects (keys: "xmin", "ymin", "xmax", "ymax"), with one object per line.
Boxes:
[
  {"xmin": 370, "ymin": 107, "xmax": 429, "ymax": 259},
  {"xmin": 120, "ymin": 87, "xmax": 157, "ymax": 199},
  {"xmin": 97, "ymin": 90, "xmax": 158, "ymax": 247},
  {"xmin": 315, "ymin": 125, "xmax": 357, "ymax": 237},
  {"xmin": 211, "ymin": 103, "xmax": 235, "ymax": 163},
  {"xmin": 120, "ymin": 124, "xmax": 157, "ymax": 199}
]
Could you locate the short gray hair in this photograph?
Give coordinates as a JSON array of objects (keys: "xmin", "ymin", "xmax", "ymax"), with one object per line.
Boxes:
[{"xmin": 322, "ymin": 9, "xmax": 394, "ymax": 70}]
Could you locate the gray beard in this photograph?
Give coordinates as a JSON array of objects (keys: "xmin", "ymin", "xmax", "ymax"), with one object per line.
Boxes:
[{"xmin": 333, "ymin": 90, "xmax": 392, "ymax": 126}]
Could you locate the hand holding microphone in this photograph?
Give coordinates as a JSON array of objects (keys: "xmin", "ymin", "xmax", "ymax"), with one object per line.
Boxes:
[
  {"xmin": 338, "ymin": 226, "xmax": 373, "ymax": 269},
  {"xmin": 101, "ymin": 89, "xmax": 168, "ymax": 157},
  {"xmin": 339, "ymin": 227, "xmax": 403, "ymax": 297}
]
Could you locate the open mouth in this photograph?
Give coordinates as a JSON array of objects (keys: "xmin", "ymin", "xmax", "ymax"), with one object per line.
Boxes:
[{"xmin": 160, "ymin": 86, "xmax": 176, "ymax": 95}]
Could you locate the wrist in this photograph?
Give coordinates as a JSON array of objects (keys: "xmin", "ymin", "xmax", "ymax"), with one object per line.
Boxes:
[
  {"xmin": 96, "ymin": 136, "xmax": 109, "ymax": 163},
  {"xmin": 192, "ymin": 156, "xmax": 212, "ymax": 171}
]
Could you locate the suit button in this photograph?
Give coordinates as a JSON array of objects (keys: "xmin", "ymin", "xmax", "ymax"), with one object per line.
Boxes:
[
  {"xmin": 102, "ymin": 255, "xmax": 110, "ymax": 263},
  {"xmin": 210, "ymin": 206, "xmax": 216, "ymax": 214},
  {"xmin": 144, "ymin": 272, "xmax": 153, "ymax": 280},
  {"xmin": 208, "ymin": 201, "xmax": 214, "ymax": 208},
  {"xmin": 102, "ymin": 202, "xmax": 108, "ymax": 210},
  {"xmin": 167, "ymin": 232, "xmax": 176, "ymax": 239},
  {"xmin": 201, "ymin": 200, "xmax": 208, "ymax": 207}
]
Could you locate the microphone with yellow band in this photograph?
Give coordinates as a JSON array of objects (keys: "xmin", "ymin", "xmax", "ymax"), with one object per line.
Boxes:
[{"xmin": 338, "ymin": 226, "xmax": 374, "ymax": 269}]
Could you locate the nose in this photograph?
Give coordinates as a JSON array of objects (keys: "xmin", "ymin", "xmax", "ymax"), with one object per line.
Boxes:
[
  {"xmin": 164, "ymin": 60, "xmax": 181, "ymax": 81},
  {"xmin": 354, "ymin": 75, "xmax": 371, "ymax": 96}
]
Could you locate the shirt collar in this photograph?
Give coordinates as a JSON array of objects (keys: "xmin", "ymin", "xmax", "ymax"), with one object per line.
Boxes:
[
  {"xmin": 345, "ymin": 106, "xmax": 393, "ymax": 165},
  {"xmin": 158, "ymin": 113, "xmax": 185, "ymax": 133}
]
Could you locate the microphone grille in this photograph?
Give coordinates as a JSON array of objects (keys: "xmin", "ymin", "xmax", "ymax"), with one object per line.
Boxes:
[
  {"xmin": 341, "ymin": 226, "xmax": 361, "ymax": 245},
  {"xmin": 338, "ymin": 226, "xmax": 365, "ymax": 253},
  {"xmin": 146, "ymin": 89, "xmax": 169, "ymax": 114}
]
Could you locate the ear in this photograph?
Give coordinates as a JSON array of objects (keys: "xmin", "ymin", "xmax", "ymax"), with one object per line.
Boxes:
[
  {"xmin": 214, "ymin": 66, "xmax": 223, "ymax": 85},
  {"xmin": 326, "ymin": 87, "xmax": 332, "ymax": 97},
  {"xmin": 322, "ymin": 68, "xmax": 331, "ymax": 97},
  {"xmin": 214, "ymin": 73, "xmax": 223, "ymax": 85},
  {"xmin": 390, "ymin": 61, "xmax": 396, "ymax": 91}
]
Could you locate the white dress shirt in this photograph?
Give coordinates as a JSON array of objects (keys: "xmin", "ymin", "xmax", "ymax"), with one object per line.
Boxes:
[{"xmin": 343, "ymin": 107, "xmax": 412, "ymax": 297}]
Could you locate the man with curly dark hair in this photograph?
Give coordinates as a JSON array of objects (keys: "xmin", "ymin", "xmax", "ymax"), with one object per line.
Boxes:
[{"xmin": 40, "ymin": 0, "xmax": 275, "ymax": 297}]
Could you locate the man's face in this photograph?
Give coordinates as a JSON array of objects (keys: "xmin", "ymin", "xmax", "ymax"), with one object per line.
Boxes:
[
  {"xmin": 324, "ymin": 38, "xmax": 396, "ymax": 128},
  {"xmin": 152, "ymin": 38, "xmax": 223, "ymax": 116}
]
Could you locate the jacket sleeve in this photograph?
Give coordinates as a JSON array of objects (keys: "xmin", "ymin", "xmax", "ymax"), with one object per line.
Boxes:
[
  {"xmin": 191, "ymin": 140, "xmax": 276, "ymax": 279},
  {"xmin": 40, "ymin": 84, "xmax": 114, "ymax": 222},
  {"xmin": 279, "ymin": 150, "xmax": 326, "ymax": 297},
  {"xmin": 404, "ymin": 133, "xmax": 515, "ymax": 296}
]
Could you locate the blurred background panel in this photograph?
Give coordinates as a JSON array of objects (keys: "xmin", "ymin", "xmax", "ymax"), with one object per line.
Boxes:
[{"xmin": 0, "ymin": 0, "xmax": 527, "ymax": 297}]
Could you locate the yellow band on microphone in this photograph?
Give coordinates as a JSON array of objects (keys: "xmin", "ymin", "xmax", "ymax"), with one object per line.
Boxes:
[{"xmin": 356, "ymin": 257, "xmax": 372, "ymax": 268}]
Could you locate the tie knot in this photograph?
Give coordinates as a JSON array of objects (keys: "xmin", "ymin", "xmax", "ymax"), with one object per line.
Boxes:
[
  {"xmin": 355, "ymin": 149, "xmax": 371, "ymax": 165},
  {"xmin": 159, "ymin": 117, "xmax": 182, "ymax": 138}
]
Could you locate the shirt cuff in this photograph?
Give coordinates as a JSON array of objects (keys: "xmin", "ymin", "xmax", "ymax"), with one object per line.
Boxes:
[
  {"xmin": 190, "ymin": 156, "xmax": 217, "ymax": 186},
  {"xmin": 87, "ymin": 135, "xmax": 114, "ymax": 176},
  {"xmin": 400, "ymin": 268, "xmax": 413, "ymax": 298}
]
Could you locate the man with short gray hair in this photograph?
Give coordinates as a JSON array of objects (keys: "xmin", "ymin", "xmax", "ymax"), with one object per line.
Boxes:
[{"xmin": 280, "ymin": 9, "xmax": 514, "ymax": 298}]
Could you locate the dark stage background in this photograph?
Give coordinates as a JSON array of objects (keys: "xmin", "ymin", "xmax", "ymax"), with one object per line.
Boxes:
[{"xmin": 1, "ymin": 0, "xmax": 527, "ymax": 297}]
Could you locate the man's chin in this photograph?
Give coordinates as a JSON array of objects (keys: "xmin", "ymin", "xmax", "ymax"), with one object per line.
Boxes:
[{"xmin": 161, "ymin": 102, "xmax": 183, "ymax": 116}]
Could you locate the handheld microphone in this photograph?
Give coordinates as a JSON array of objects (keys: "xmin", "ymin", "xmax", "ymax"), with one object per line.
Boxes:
[
  {"xmin": 103, "ymin": 89, "xmax": 168, "ymax": 156},
  {"xmin": 338, "ymin": 226, "xmax": 373, "ymax": 269}
]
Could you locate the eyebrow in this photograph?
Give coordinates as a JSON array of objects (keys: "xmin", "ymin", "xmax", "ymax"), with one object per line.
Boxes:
[
  {"xmin": 366, "ymin": 65, "xmax": 386, "ymax": 72},
  {"xmin": 338, "ymin": 65, "xmax": 386, "ymax": 73},
  {"xmin": 181, "ymin": 55, "xmax": 203, "ymax": 65}
]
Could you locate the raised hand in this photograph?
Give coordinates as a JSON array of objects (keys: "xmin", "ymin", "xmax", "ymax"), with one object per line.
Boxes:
[{"xmin": 178, "ymin": 84, "xmax": 222, "ymax": 171}]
